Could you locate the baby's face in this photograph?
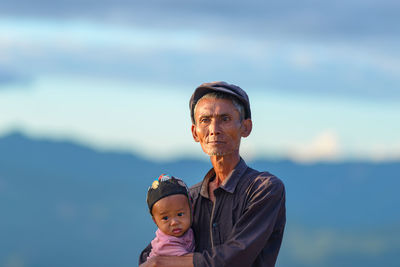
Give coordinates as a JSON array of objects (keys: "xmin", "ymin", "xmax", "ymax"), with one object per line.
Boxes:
[{"xmin": 152, "ymin": 194, "xmax": 191, "ymax": 237}]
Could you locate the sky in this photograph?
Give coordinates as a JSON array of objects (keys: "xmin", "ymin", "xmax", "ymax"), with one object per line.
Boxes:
[{"xmin": 1, "ymin": 0, "xmax": 400, "ymax": 162}]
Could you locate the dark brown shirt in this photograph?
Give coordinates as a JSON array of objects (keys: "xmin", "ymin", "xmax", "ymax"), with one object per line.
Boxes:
[{"xmin": 190, "ymin": 158, "xmax": 286, "ymax": 267}]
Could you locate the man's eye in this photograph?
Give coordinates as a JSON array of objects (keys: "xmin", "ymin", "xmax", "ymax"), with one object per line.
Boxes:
[
  {"xmin": 200, "ymin": 118, "xmax": 209, "ymax": 123},
  {"xmin": 177, "ymin": 212, "xmax": 184, "ymax": 217},
  {"xmin": 222, "ymin": 116, "xmax": 230, "ymax": 121},
  {"xmin": 162, "ymin": 216, "xmax": 169, "ymax": 220}
]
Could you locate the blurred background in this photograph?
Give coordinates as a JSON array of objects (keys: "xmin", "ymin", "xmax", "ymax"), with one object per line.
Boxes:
[{"xmin": 0, "ymin": 1, "xmax": 399, "ymax": 266}]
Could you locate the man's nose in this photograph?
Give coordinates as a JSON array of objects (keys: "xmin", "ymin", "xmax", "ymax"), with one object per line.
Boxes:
[{"xmin": 209, "ymin": 119, "xmax": 221, "ymax": 136}]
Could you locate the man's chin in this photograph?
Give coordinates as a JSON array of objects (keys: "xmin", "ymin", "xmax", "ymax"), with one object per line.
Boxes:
[{"xmin": 206, "ymin": 150, "xmax": 231, "ymax": 156}]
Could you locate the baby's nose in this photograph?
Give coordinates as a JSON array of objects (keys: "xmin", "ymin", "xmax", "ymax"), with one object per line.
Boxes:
[{"xmin": 170, "ymin": 218, "xmax": 179, "ymax": 225}]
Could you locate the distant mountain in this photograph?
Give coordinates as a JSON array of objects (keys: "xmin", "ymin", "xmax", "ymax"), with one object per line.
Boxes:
[
  {"xmin": 0, "ymin": 132, "xmax": 399, "ymax": 267},
  {"xmin": 251, "ymin": 159, "xmax": 400, "ymax": 228}
]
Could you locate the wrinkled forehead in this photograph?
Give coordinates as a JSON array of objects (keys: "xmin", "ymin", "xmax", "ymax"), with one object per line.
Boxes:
[{"xmin": 194, "ymin": 97, "xmax": 239, "ymax": 117}]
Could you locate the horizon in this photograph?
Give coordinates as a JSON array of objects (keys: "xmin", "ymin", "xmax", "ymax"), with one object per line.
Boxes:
[{"xmin": 2, "ymin": 129, "xmax": 399, "ymax": 165}]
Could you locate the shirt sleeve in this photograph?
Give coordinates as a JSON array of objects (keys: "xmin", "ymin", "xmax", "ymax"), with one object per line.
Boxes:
[
  {"xmin": 138, "ymin": 243, "xmax": 152, "ymax": 265},
  {"xmin": 193, "ymin": 176, "xmax": 286, "ymax": 267}
]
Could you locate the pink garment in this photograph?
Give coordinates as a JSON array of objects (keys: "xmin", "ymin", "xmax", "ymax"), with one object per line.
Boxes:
[{"xmin": 147, "ymin": 228, "xmax": 195, "ymax": 259}]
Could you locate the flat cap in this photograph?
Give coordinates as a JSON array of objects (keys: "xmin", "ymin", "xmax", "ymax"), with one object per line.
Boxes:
[{"xmin": 189, "ymin": 81, "xmax": 251, "ymax": 124}]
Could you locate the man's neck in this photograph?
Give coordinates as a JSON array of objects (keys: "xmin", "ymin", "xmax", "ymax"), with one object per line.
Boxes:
[
  {"xmin": 208, "ymin": 152, "xmax": 240, "ymax": 202},
  {"xmin": 209, "ymin": 152, "xmax": 240, "ymax": 187}
]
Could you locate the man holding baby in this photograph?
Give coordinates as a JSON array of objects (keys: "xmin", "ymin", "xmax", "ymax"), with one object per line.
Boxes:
[{"xmin": 140, "ymin": 81, "xmax": 286, "ymax": 267}]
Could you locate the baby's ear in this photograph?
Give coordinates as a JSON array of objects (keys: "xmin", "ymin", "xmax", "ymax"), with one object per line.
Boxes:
[{"xmin": 152, "ymin": 216, "xmax": 156, "ymax": 225}]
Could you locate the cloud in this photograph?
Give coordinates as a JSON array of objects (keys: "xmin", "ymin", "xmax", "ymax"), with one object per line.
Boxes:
[
  {"xmin": 1, "ymin": 1, "xmax": 399, "ymax": 40},
  {"xmin": 1, "ymin": 1, "xmax": 400, "ymax": 100},
  {"xmin": 1, "ymin": 19, "xmax": 399, "ymax": 101},
  {"xmin": 369, "ymin": 142, "xmax": 400, "ymax": 161},
  {"xmin": 0, "ymin": 67, "xmax": 30, "ymax": 88},
  {"xmin": 288, "ymin": 131, "xmax": 341, "ymax": 162}
]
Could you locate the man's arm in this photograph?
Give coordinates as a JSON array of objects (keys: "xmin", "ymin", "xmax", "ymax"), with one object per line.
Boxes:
[
  {"xmin": 139, "ymin": 243, "xmax": 152, "ymax": 265},
  {"xmin": 139, "ymin": 254, "xmax": 194, "ymax": 267},
  {"xmin": 140, "ymin": 176, "xmax": 285, "ymax": 267},
  {"xmin": 194, "ymin": 176, "xmax": 286, "ymax": 267}
]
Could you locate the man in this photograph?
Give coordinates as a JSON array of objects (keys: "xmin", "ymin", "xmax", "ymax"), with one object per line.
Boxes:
[{"xmin": 139, "ymin": 81, "xmax": 286, "ymax": 267}]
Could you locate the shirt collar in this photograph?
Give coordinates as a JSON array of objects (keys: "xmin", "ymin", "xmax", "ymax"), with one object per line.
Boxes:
[{"xmin": 199, "ymin": 157, "xmax": 248, "ymax": 198}]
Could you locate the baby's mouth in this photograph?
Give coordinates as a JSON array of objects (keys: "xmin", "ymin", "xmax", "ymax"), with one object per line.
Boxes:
[{"xmin": 172, "ymin": 228, "xmax": 182, "ymax": 234}]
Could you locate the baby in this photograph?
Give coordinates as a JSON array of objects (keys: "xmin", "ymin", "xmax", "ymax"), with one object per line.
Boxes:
[{"xmin": 146, "ymin": 174, "xmax": 194, "ymax": 259}]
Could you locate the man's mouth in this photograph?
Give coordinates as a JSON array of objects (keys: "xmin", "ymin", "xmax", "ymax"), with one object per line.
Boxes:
[{"xmin": 208, "ymin": 140, "xmax": 225, "ymax": 144}]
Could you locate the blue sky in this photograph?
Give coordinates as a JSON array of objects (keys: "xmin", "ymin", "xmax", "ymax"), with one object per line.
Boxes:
[{"xmin": 1, "ymin": 0, "xmax": 399, "ymax": 162}]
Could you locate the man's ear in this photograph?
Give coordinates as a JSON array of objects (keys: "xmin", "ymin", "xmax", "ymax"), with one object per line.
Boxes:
[
  {"xmin": 241, "ymin": 119, "xmax": 252, "ymax": 138},
  {"xmin": 191, "ymin": 124, "xmax": 200, "ymax": 142}
]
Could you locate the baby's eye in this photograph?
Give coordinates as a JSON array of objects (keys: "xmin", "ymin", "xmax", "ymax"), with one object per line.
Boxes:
[
  {"xmin": 162, "ymin": 216, "xmax": 169, "ymax": 220},
  {"xmin": 177, "ymin": 212, "xmax": 184, "ymax": 217}
]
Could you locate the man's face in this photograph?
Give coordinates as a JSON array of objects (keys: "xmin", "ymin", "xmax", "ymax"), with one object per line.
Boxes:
[{"xmin": 191, "ymin": 97, "xmax": 251, "ymax": 157}]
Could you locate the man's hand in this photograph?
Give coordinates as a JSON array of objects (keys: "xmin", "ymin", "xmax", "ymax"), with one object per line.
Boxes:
[
  {"xmin": 139, "ymin": 254, "xmax": 194, "ymax": 267},
  {"xmin": 139, "ymin": 256, "xmax": 158, "ymax": 267}
]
